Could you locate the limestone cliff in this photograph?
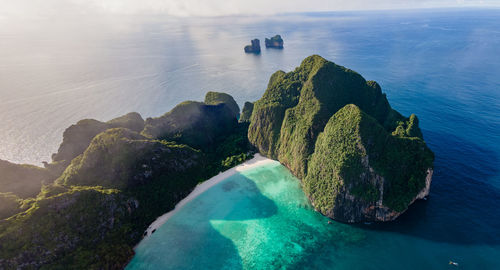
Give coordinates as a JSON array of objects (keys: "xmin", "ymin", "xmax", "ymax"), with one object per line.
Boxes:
[
  {"xmin": 244, "ymin": 39, "xmax": 261, "ymax": 54},
  {"xmin": 239, "ymin": 102, "xmax": 254, "ymax": 123},
  {"xmin": 204, "ymin": 91, "xmax": 240, "ymax": 119},
  {"xmin": 265, "ymin": 35, "xmax": 284, "ymax": 48},
  {"xmin": 248, "ymin": 55, "xmax": 434, "ymax": 222}
]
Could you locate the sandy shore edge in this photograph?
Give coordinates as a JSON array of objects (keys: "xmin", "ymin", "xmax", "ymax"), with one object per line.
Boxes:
[{"xmin": 142, "ymin": 153, "xmax": 276, "ymax": 239}]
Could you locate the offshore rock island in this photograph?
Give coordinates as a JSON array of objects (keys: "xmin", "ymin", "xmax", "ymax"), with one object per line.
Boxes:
[
  {"xmin": 0, "ymin": 55, "xmax": 433, "ymax": 268},
  {"xmin": 265, "ymin": 35, "xmax": 284, "ymax": 48},
  {"xmin": 244, "ymin": 39, "xmax": 261, "ymax": 54}
]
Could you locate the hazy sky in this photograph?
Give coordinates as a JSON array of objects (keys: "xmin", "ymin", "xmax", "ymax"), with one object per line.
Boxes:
[{"xmin": 1, "ymin": 0, "xmax": 499, "ymax": 18}]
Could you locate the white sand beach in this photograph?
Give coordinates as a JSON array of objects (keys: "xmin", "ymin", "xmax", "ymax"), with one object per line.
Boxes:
[{"xmin": 142, "ymin": 154, "xmax": 276, "ymax": 238}]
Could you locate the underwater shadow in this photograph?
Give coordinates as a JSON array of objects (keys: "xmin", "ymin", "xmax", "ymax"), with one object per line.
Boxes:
[
  {"xmin": 190, "ymin": 175, "xmax": 278, "ymax": 269},
  {"xmin": 356, "ymin": 130, "xmax": 500, "ymax": 245},
  {"xmin": 129, "ymin": 175, "xmax": 278, "ymax": 270}
]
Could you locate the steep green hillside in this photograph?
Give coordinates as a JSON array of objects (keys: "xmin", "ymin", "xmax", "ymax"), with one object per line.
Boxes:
[
  {"xmin": 141, "ymin": 101, "xmax": 237, "ymax": 149},
  {"xmin": 56, "ymin": 128, "xmax": 203, "ymax": 189},
  {"xmin": 239, "ymin": 102, "xmax": 254, "ymax": 123},
  {"xmin": 107, "ymin": 112, "xmax": 145, "ymax": 132},
  {"xmin": 249, "ymin": 55, "xmax": 396, "ymax": 179},
  {"xmin": 304, "ymin": 105, "xmax": 433, "ymax": 221},
  {"xmin": 49, "ymin": 113, "xmax": 145, "ymax": 175},
  {"xmin": 0, "ymin": 92, "xmax": 253, "ymax": 269},
  {"xmin": 248, "ymin": 55, "xmax": 434, "ymax": 222}
]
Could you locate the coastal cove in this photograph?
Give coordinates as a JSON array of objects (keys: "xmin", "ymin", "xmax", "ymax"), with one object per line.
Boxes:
[
  {"xmin": 142, "ymin": 154, "xmax": 275, "ymax": 237},
  {"xmin": 0, "ymin": 8, "xmax": 499, "ymax": 269},
  {"xmin": 127, "ymin": 159, "xmax": 329, "ymax": 269},
  {"xmin": 128, "ymin": 157, "xmax": 498, "ymax": 269}
]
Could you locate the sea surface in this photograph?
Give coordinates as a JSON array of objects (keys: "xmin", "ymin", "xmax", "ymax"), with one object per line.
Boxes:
[{"xmin": 2, "ymin": 8, "xmax": 499, "ymax": 269}]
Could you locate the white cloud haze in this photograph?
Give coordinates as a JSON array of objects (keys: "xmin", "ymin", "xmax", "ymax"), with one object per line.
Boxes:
[{"xmin": 1, "ymin": 0, "xmax": 499, "ymax": 18}]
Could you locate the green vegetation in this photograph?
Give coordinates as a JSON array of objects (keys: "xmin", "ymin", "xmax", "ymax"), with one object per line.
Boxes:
[
  {"xmin": 0, "ymin": 159, "xmax": 55, "ymax": 198},
  {"xmin": 250, "ymin": 55, "xmax": 394, "ymax": 178},
  {"xmin": 49, "ymin": 112, "xmax": 145, "ymax": 176},
  {"xmin": 212, "ymin": 122, "xmax": 254, "ymax": 171},
  {"xmin": 141, "ymin": 101, "xmax": 237, "ymax": 149},
  {"xmin": 0, "ymin": 186, "xmax": 132, "ymax": 269},
  {"xmin": 56, "ymin": 128, "xmax": 202, "ymax": 189},
  {"xmin": 0, "ymin": 54, "xmax": 435, "ymax": 266},
  {"xmin": 370, "ymin": 135, "xmax": 434, "ymax": 211},
  {"xmin": 51, "ymin": 119, "xmax": 110, "ymax": 164},
  {"xmin": 0, "ymin": 92, "xmax": 253, "ymax": 269},
  {"xmin": 204, "ymin": 91, "xmax": 240, "ymax": 118},
  {"xmin": 239, "ymin": 102, "xmax": 254, "ymax": 123},
  {"xmin": 107, "ymin": 112, "xmax": 145, "ymax": 132},
  {"xmin": 304, "ymin": 105, "xmax": 381, "ymax": 217},
  {"xmin": 248, "ymin": 55, "xmax": 434, "ymax": 222},
  {"xmin": 248, "ymin": 68, "xmax": 301, "ymax": 157}
]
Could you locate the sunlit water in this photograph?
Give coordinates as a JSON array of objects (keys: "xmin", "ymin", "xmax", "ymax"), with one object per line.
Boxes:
[
  {"xmin": 128, "ymin": 162, "xmax": 498, "ymax": 269},
  {"xmin": 1, "ymin": 8, "xmax": 499, "ymax": 269},
  {"xmin": 128, "ymin": 162, "xmax": 363, "ymax": 269}
]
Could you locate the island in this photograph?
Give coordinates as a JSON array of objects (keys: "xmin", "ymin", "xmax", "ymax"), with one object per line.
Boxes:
[
  {"xmin": 244, "ymin": 39, "xmax": 261, "ymax": 54},
  {"xmin": 265, "ymin": 35, "xmax": 284, "ymax": 48},
  {"xmin": 247, "ymin": 55, "xmax": 434, "ymax": 222},
  {"xmin": 0, "ymin": 55, "xmax": 433, "ymax": 268}
]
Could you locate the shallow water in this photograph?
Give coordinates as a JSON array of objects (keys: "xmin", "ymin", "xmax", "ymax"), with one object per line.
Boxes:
[
  {"xmin": 128, "ymin": 162, "xmax": 499, "ymax": 269},
  {"xmin": 2, "ymin": 8, "xmax": 499, "ymax": 269},
  {"xmin": 127, "ymin": 162, "xmax": 357, "ymax": 269}
]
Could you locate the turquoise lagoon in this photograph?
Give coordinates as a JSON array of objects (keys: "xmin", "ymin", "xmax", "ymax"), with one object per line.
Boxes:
[
  {"xmin": 128, "ymin": 162, "xmax": 355, "ymax": 269},
  {"xmin": 127, "ymin": 161, "xmax": 498, "ymax": 269}
]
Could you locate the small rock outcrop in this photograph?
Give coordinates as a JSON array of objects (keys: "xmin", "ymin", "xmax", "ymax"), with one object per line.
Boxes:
[
  {"xmin": 265, "ymin": 35, "xmax": 284, "ymax": 48},
  {"xmin": 239, "ymin": 102, "xmax": 254, "ymax": 123},
  {"xmin": 204, "ymin": 91, "xmax": 240, "ymax": 119},
  {"xmin": 244, "ymin": 39, "xmax": 261, "ymax": 54},
  {"xmin": 248, "ymin": 55, "xmax": 434, "ymax": 223},
  {"xmin": 107, "ymin": 112, "xmax": 145, "ymax": 132}
]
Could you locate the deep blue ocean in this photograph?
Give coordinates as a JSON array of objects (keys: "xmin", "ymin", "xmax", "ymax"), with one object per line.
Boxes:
[{"xmin": 1, "ymin": 8, "xmax": 499, "ymax": 269}]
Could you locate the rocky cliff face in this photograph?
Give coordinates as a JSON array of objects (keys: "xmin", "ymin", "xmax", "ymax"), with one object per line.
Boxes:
[
  {"xmin": 265, "ymin": 35, "xmax": 284, "ymax": 48},
  {"xmin": 239, "ymin": 102, "xmax": 254, "ymax": 123},
  {"xmin": 204, "ymin": 91, "xmax": 240, "ymax": 119},
  {"xmin": 244, "ymin": 39, "xmax": 261, "ymax": 53},
  {"xmin": 304, "ymin": 104, "xmax": 434, "ymax": 222},
  {"xmin": 248, "ymin": 55, "xmax": 434, "ymax": 222}
]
